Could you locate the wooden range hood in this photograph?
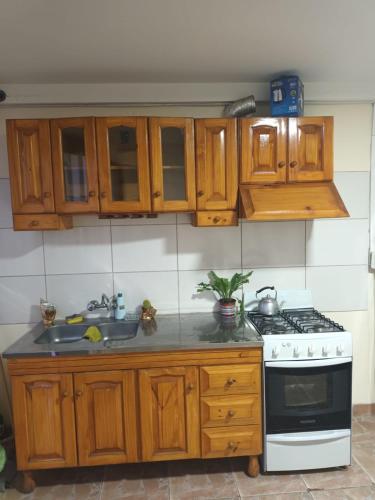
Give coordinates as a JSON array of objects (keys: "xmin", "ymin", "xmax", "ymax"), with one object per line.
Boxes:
[{"xmin": 239, "ymin": 182, "xmax": 349, "ymax": 221}]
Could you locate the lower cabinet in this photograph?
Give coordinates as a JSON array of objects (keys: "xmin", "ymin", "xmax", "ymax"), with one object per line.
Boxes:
[
  {"xmin": 12, "ymin": 373, "xmax": 77, "ymax": 470},
  {"xmin": 74, "ymin": 371, "xmax": 138, "ymax": 465},
  {"xmin": 9, "ymin": 350, "xmax": 262, "ymax": 480},
  {"xmin": 139, "ymin": 366, "xmax": 200, "ymax": 461}
]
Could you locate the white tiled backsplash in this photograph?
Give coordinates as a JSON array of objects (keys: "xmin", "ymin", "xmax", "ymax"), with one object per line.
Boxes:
[{"xmin": 0, "ymin": 171, "xmax": 370, "ymax": 324}]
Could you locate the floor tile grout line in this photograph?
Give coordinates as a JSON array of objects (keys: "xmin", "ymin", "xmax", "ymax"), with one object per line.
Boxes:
[{"xmin": 351, "ymin": 452, "xmax": 375, "ymax": 484}]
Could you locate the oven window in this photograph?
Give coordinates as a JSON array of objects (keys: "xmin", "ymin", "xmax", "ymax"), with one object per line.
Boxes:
[
  {"xmin": 284, "ymin": 373, "xmax": 332, "ymax": 410},
  {"xmin": 265, "ymin": 362, "xmax": 351, "ymax": 434}
]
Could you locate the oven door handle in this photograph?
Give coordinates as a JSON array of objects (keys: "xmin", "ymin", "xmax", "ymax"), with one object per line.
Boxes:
[
  {"xmin": 265, "ymin": 357, "xmax": 352, "ymax": 369},
  {"xmin": 267, "ymin": 429, "xmax": 351, "ymax": 443}
]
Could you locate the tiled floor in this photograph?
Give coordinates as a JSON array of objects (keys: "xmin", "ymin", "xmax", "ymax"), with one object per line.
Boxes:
[{"xmin": 4, "ymin": 415, "xmax": 375, "ymax": 499}]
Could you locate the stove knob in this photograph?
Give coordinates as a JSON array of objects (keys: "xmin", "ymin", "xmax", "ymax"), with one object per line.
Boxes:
[
  {"xmin": 293, "ymin": 346, "xmax": 300, "ymax": 358},
  {"xmin": 308, "ymin": 345, "xmax": 315, "ymax": 357},
  {"xmin": 272, "ymin": 346, "xmax": 279, "ymax": 358},
  {"xmin": 337, "ymin": 344, "xmax": 344, "ymax": 356},
  {"xmin": 322, "ymin": 345, "xmax": 330, "ymax": 356}
]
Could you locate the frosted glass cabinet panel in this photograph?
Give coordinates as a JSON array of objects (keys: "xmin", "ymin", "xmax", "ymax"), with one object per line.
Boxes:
[
  {"xmin": 96, "ymin": 117, "xmax": 151, "ymax": 213},
  {"xmin": 51, "ymin": 117, "xmax": 99, "ymax": 213},
  {"xmin": 149, "ymin": 117, "xmax": 196, "ymax": 212}
]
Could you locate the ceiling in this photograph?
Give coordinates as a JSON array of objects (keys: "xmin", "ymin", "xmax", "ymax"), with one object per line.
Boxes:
[{"xmin": 1, "ymin": 0, "xmax": 375, "ymax": 84}]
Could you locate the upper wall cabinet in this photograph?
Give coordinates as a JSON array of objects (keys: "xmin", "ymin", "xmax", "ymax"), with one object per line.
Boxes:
[
  {"xmin": 240, "ymin": 117, "xmax": 333, "ymax": 184},
  {"xmin": 149, "ymin": 117, "xmax": 196, "ymax": 212},
  {"xmin": 195, "ymin": 118, "xmax": 238, "ymax": 211},
  {"xmin": 241, "ymin": 118, "xmax": 287, "ymax": 184},
  {"xmin": 288, "ymin": 117, "xmax": 333, "ymax": 182},
  {"xmin": 96, "ymin": 117, "xmax": 151, "ymax": 213},
  {"xmin": 6, "ymin": 119, "xmax": 55, "ymax": 214},
  {"xmin": 51, "ymin": 117, "xmax": 99, "ymax": 213}
]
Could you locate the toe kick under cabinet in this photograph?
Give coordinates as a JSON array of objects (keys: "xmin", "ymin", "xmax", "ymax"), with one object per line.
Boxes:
[{"xmin": 8, "ymin": 347, "xmax": 262, "ymax": 486}]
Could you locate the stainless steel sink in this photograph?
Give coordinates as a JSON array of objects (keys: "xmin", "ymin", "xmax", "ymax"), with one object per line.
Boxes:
[
  {"xmin": 34, "ymin": 320, "xmax": 139, "ymax": 345},
  {"xmin": 35, "ymin": 324, "xmax": 90, "ymax": 344},
  {"xmin": 98, "ymin": 321, "xmax": 138, "ymax": 343}
]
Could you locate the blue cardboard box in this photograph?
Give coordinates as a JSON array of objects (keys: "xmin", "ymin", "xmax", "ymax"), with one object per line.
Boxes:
[{"xmin": 270, "ymin": 76, "xmax": 304, "ymax": 117}]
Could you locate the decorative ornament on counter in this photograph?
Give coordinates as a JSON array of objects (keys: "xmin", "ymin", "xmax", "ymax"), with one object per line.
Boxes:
[
  {"xmin": 140, "ymin": 299, "xmax": 157, "ymax": 320},
  {"xmin": 40, "ymin": 298, "xmax": 56, "ymax": 326}
]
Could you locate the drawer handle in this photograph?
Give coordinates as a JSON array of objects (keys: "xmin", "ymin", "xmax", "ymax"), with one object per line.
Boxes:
[
  {"xmin": 290, "ymin": 161, "xmax": 298, "ymax": 168},
  {"xmin": 88, "ymin": 191, "xmax": 96, "ymax": 198},
  {"xmin": 213, "ymin": 217, "xmax": 221, "ymax": 224},
  {"xmin": 226, "ymin": 378, "xmax": 236, "ymax": 385},
  {"xmin": 228, "ymin": 441, "xmax": 238, "ymax": 451},
  {"xmin": 30, "ymin": 220, "xmax": 39, "ymax": 227},
  {"xmin": 227, "ymin": 410, "xmax": 236, "ymax": 417}
]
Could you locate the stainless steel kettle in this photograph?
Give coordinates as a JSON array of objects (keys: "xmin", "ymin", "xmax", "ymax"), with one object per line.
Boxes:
[{"xmin": 256, "ymin": 286, "xmax": 279, "ymax": 316}]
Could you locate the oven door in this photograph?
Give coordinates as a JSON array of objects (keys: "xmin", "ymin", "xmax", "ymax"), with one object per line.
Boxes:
[{"xmin": 265, "ymin": 357, "xmax": 352, "ymax": 434}]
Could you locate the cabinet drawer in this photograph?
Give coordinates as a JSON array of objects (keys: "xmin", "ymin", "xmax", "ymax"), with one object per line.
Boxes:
[
  {"xmin": 201, "ymin": 425, "xmax": 262, "ymax": 458},
  {"xmin": 194, "ymin": 211, "xmax": 238, "ymax": 227},
  {"xmin": 201, "ymin": 394, "xmax": 260, "ymax": 428},
  {"xmin": 200, "ymin": 364, "xmax": 260, "ymax": 396},
  {"xmin": 13, "ymin": 214, "xmax": 73, "ymax": 231}
]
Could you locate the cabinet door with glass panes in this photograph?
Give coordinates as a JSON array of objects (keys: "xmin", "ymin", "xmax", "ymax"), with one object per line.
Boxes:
[
  {"xmin": 96, "ymin": 117, "xmax": 151, "ymax": 213},
  {"xmin": 149, "ymin": 117, "xmax": 196, "ymax": 212},
  {"xmin": 51, "ymin": 117, "xmax": 99, "ymax": 213}
]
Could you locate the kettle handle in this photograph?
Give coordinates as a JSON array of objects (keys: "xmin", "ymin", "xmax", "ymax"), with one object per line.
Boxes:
[{"xmin": 256, "ymin": 286, "xmax": 277, "ymax": 299}]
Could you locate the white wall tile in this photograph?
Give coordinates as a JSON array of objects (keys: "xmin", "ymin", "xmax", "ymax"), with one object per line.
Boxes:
[
  {"xmin": 0, "ymin": 229, "xmax": 44, "ymax": 276},
  {"xmin": 44, "ymin": 227, "xmax": 112, "ymax": 275},
  {"xmin": 0, "ymin": 276, "xmax": 45, "ymax": 323},
  {"xmin": 112, "ymin": 225, "xmax": 177, "ymax": 272},
  {"xmin": 334, "ymin": 172, "xmax": 370, "ymax": 219},
  {"xmin": 178, "ymin": 225, "xmax": 241, "ymax": 271},
  {"xmin": 114, "ymin": 271, "xmax": 178, "ymax": 314},
  {"xmin": 242, "ymin": 221, "xmax": 305, "ymax": 268},
  {"xmin": 46, "ymin": 273, "xmax": 114, "ymax": 318},
  {"xmin": 73, "ymin": 215, "xmax": 110, "ymax": 227},
  {"xmin": 0, "ymin": 180, "xmax": 12, "ymax": 228},
  {"xmin": 178, "ymin": 269, "xmax": 243, "ymax": 313},
  {"xmin": 111, "ymin": 214, "xmax": 176, "ymax": 225},
  {"xmin": 306, "ymin": 219, "xmax": 369, "ymax": 266},
  {"xmin": 306, "ymin": 265, "xmax": 368, "ymax": 311}
]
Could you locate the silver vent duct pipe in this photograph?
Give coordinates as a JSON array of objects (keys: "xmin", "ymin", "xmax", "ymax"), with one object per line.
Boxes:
[{"xmin": 224, "ymin": 94, "xmax": 256, "ymax": 117}]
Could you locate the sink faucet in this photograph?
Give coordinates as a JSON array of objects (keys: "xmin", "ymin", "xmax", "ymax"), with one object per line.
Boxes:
[{"xmin": 87, "ymin": 294, "xmax": 116, "ymax": 312}]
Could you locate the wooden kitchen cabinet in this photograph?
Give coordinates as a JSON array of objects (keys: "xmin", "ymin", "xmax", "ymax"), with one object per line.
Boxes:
[
  {"xmin": 149, "ymin": 117, "xmax": 196, "ymax": 212},
  {"xmin": 11, "ymin": 373, "xmax": 77, "ymax": 470},
  {"xmin": 288, "ymin": 117, "xmax": 333, "ymax": 182},
  {"xmin": 96, "ymin": 117, "xmax": 151, "ymax": 213},
  {"xmin": 6, "ymin": 119, "xmax": 55, "ymax": 214},
  {"xmin": 74, "ymin": 370, "xmax": 138, "ymax": 465},
  {"xmin": 139, "ymin": 366, "xmax": 200, "ymax": 461},
  {"xmin": 240, "ymin": 118, "xmax": 288, "ymax": 184},
  {"xmin": 51, "ymin": 117, "xmax": 99, "ymax": 213},
  {"xmin": 240, "ymin": 116, "xmax": 333, "ymax": 184}
]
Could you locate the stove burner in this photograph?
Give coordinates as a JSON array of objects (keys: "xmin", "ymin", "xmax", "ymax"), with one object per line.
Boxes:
[{"xmin": 247, "ymin": 308, "xmax": 344, "ymax": 335}]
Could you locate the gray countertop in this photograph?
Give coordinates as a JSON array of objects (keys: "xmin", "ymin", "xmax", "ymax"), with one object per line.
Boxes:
[{"xmin": 2, "ymin": 313, "xmax": 263, "ymax": 358}]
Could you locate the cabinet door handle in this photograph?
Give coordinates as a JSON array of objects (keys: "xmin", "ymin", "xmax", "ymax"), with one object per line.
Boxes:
[
  {"xmin": 290, "ymin": 161, "xmax": 298, "ymax": 168},
  {"xmin": 228, "ymin": 410, "xmax": 236, "ymax": 417},
  {"xmin": 75, "ymin": 390, "xmax": 83, "ymax": 398},
  {"xmin": 227, "ymin": 377, "xmax": 236, "ymax": 385},
  {"xmin": 278, "ymin": 161, "xmax": 286, "ymax": 168},
  {"xmin": 228, "ymin": 441, "xmax": 238, "ymax": 451},
  {"xmin": 30, "ymin": 220, "xmax": 39, "ymax": 227},
  {"xmin": 100, "ymin": 192, "xmax": 107, "ymax": 198},
  {"xmin": 213, "ymin": 217, "xmax": 221, "ymax": 224},
  {"xmin": 153, "ymin": 191, "xmax": 161, "ymax": 198},
  {"xmin": 62, "ymin": 391, "xmax": 69, "ymax": 398},
  {"xmin": 186, "ymin": 383, "xmax": 195, "ymax": 392},
  {"xmin": 43, "ymin": 191, "xmax": 51, "ymax": 198},
  {"xmin": 88, "ymin": 191, "xmax": 96, "ymax": 197},
  {"xmin": 197, "ymin": 190, "xmax": 204, "ymax": 197}
]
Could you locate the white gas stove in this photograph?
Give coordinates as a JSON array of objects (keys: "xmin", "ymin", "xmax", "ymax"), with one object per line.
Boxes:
[{"xmin": 246, "ymin": 297, "xmax": 353, "ymax": 472}]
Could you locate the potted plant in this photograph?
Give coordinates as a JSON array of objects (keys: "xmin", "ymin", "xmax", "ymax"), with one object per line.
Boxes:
[{"xmin": 196, "ymin": 270, "xmax": 253, "ymax": 316}]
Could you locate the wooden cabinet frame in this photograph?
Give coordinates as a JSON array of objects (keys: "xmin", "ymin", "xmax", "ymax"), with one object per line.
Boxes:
[{"xmin": 51, "ymin": 117, "xmax": 99, "ymax": 213}]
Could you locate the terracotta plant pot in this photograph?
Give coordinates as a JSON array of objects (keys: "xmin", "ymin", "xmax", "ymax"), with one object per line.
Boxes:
[{"xmin": 219, "ymin": 298, "xmax": 236, "ymax": 316}]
